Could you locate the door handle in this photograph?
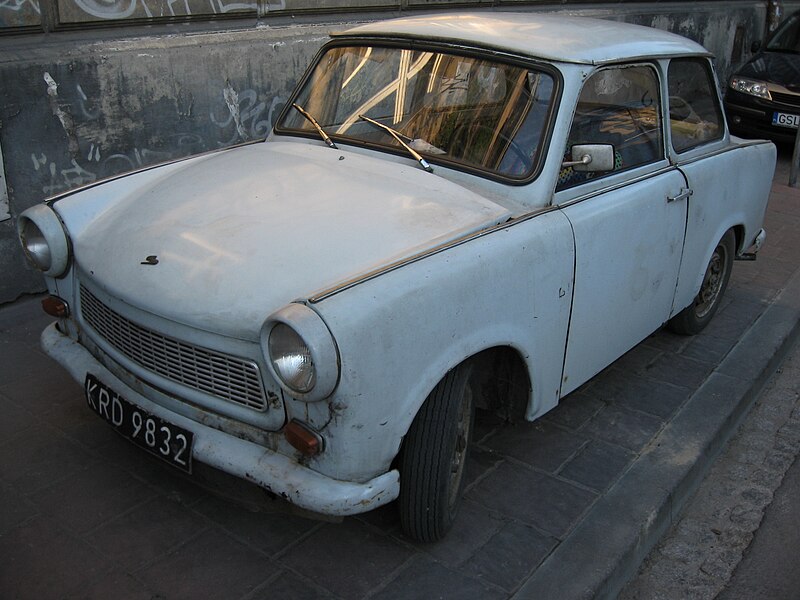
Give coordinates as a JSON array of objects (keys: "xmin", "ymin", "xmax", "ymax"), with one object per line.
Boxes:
[{"xmin": 667, "ymin": 187, "xmax": 693, "ymax": 203}]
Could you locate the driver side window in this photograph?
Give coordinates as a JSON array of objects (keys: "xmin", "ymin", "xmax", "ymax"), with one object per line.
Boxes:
[{"xmin": 557, "ymin": 65, "xmax": 663, "ymax": 191}]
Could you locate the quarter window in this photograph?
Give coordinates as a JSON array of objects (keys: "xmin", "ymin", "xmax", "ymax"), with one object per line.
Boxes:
[
  {"xmin": 557, "ymin": 65, "xmax": 663, "ymax": 191},
  {"xmin": 668, "ymin": 58, "xmax": 724, "ymax": 152}
]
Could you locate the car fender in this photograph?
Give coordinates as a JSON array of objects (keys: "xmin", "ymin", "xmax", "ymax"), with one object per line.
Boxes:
[
  {"xmin": 672, "ymin": 140, "xmax": 775, "ymax": 315},
  {"xmin": 303, "ymin": 208, "xmax": 575, "ymax": 482}
]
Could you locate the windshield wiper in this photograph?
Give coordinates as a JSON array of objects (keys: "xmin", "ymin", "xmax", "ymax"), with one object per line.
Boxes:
[
  {"xmin": 358, "ymin": 114, "xmax": 433, "ymax": 173},
  {"xmin": 293, "ymin": 103, "xmax": 338, "ymax": 149}
]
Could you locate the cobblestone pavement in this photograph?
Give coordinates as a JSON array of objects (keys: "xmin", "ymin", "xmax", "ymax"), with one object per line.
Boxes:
[
  {"xmin": 619, "ymin": 336, "xmax": 800, "ymax": 600},
  {"xmin": 1, "ymin": 157, "xmax": 799, "ymax": 599}
]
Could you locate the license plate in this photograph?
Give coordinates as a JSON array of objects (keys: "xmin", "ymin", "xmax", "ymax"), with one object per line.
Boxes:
[
  {"xmin": 772, "ymin": 112, "xmax": 800, "ymax": 129},
  {"xmin": 85, "ymin": 374, "xmax": 193, "ymax": 473}
]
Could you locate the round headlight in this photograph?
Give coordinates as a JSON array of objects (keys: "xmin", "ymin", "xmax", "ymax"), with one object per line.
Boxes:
[
  {"xmin": 21, "ymin": 219, "xmax": 51, "ymax": 271},
  {"xmin": 269, "ymin": 323, "xmax": 316, "ymax": 394},
  {"xmin": 262, "ymin": 304, "xmax": 339, "ymax": 402},
  {"xmin": 17, "ymin": 204, "xmax": 71, "ymax": 278}
]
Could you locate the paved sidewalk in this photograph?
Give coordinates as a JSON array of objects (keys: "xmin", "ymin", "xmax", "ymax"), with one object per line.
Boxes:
[
  {"xmin": 619, "ymin": 334, "xmax": 800, "ymax": 600},
  {"xmin": 1, "ymin": 159, "xmax": 799, "ymax": 600}
]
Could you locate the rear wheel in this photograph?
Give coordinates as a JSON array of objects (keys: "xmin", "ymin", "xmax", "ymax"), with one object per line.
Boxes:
[
  {"xmin": 668, "ymin": 229, "xmax": 735, "ymax": 335},
  {"xmin": 398, "ymin": 365, "xmax": 474, "ymax": 542}
]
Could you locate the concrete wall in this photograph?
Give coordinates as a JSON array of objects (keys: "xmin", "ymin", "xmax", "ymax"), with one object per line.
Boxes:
[{"xmin": 0, "ymin": 1, "xmax": 783, "ymax": 302}]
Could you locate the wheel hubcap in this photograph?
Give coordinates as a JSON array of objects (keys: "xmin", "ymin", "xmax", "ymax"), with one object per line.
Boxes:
[
  {"xmin": 695, "ymin": 243, "xmax": 727, "ymax": 319},
  {"xmin": 448, "ymin": 388, "xmax": 472, "ymax": 508}
]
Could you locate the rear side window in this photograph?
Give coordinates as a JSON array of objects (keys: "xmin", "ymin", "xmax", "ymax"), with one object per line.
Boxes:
[
  {"xmin": 557, "ymin": 65, "xmax": 663, "ymax": 191},
  {"xmin": 668, "ymin": 58, "xmax": 724, "ymax": 152}
]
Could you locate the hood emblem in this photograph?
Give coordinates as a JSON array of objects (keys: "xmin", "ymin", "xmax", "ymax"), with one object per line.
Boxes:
[{"xmin": 140, "ymin": 255, "xmax": 159, "ymax": 266}]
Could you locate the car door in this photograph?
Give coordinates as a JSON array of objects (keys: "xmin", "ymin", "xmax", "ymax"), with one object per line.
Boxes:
[
  {"xmin": 555, "ymin": 64, "xmax": 689, "ymax": 396},
  {"xmin": 667, "ymin": 57, "xmax": 773, "ymax": 317}
]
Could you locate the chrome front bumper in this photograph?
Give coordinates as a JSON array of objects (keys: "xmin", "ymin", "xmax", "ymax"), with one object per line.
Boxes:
[{"xmin": 41, "ymin": 322, "xmax": 400, "ymax": 516}]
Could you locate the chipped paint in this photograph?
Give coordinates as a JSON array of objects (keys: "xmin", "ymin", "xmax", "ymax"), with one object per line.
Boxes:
[
  {"xmin": 44, "ymin": 72, "xmax": 79, "ymax": 156},
  {"xmin": 222, "ymin": 80, "xmax": 247, "ymax": 142},
  {"xmin": 0, "ymin": 142, "xmax": 8, "ymax": 221}
]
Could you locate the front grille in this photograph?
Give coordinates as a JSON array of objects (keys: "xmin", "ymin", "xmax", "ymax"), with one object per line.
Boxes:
[
  {"xmin": 770, "ymin": 91, "xmax": 800, "ymax": 108},
  {"xmin": 80, "ymin": 286, "xmax": 268, "ymax": 411}
]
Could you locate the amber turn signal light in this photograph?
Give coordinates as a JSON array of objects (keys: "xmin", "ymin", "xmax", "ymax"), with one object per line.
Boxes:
[
  {"xmin": 284, "ymin": 419, "xmax": 324, "ymax": 457},
  {"xmin": 42, "ymin": 295, "xmax": 69, "ymax": 318}
]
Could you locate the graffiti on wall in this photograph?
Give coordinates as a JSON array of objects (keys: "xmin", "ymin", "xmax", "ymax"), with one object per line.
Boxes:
[
  {"xmin": 0, "ymin": 0, "xmax": 42, "ymax": 28},
  {"xmin": 57, "ymin": 0, "xmax": 258, "ymax": 22},
  {"xmin": 29, "ymin": 72, "xmax": 284, "ymax": 196},
  {"xmin": 211, "ymin": 81, "xmax": 284, "ymax": 145},
  {"xmin": 1, "ymin": 0, "xmax": 294, "ymax": 29},
  {"xmin": 72, "ymin": 0, "xmax": 139, "ymax": 19},
  {"xmin": 0, "ymin": 0, "xmax": 291, "ymax": 27},
  {"xmin": 30, "ymin": 144, "xmax": 190, "ymax": 195},
  {"xmin": 31, "ymin": 153, "xmax": 97, "ymax": 196},
  {"xmin": 0, "ymin": 0, "xmax": 39, "ymax": 13}
]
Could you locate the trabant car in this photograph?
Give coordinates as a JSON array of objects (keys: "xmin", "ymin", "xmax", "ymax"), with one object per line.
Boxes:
[{"xmin": 17, "ymin": 13, "xmax": 775, "ymax": 542}]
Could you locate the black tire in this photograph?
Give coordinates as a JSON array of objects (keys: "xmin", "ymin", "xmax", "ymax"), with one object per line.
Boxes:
[
  {"xmin": 668, "ymin": 229, "xmax": 735, "ymax": 335},
  {"xmin": 398, "ymin": 365, "xmax": 474, "ymax": 543}
]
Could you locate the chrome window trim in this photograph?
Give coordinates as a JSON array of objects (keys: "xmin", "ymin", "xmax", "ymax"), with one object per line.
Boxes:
[
  {"xmin": 554, "ymin": 163, "xmax": 676, "ymax": 209},
  {"xmin": 308, "ymin": 205, "xmax": 557, "ymax": 303}
]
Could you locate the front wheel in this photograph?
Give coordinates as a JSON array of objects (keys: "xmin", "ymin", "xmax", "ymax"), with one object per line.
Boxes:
[
  {"xmin": 668, "ymin": 229, "xmax": 735, "ymax": 335},
  {"xmin": 398, "ymin": 365, "xmax": 474, "ymax": 542}
]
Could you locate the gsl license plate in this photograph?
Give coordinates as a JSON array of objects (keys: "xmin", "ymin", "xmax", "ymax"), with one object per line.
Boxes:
[
  {"xmin": 84, "ymin": 373, "xmax": 193, "ymax": 473},
  {"xmin": 772, "ymin": 112, "xmax": 800, "ymax": 129}
]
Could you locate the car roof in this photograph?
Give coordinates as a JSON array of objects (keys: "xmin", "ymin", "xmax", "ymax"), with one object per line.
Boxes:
[{"xmin": 334, "ymin": 12, "xmax": 711, "ymax": 65}]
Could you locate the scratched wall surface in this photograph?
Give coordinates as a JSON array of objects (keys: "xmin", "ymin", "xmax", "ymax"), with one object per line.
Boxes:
[
  {"xmin": 54, "ymin": 0, "xmax": 400, "ymax": 24},
  {"xmin": 0, "ymin": 24, "xmax": 331, "ymax": 301},
  {"xmin": 56, "ymin": 0, "xmax": 257, "ymax": 24},
  {"xmin": 9, "ymin": 42, "xmax": 302, "ymax": 194},
  {"xmin": 0, "ymin": 2, "xmax": 778, "ymax": 302},
  {"xmin": 1, "ymin": 0, "xmax": 488, "ymax": 30}
]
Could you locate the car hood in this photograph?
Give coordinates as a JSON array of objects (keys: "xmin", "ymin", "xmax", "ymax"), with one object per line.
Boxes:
[
  {"xmin": 67, "ymin": 141, "xmax": 511, "ymax": 341},
  {"xmin": 737, "ymin": 51, "xmax": 800, "ymax": 91}
]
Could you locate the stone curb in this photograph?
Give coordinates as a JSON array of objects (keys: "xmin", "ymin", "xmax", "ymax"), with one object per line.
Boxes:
[{"xmin": 513, "ymin": 266, "xmax": 800, "ymax": 600}]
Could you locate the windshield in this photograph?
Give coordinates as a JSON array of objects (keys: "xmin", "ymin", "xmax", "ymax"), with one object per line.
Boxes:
[
  {"xmin": 278, "ymin": 45, "xmax": 556, "ymax": 179},
  {"xmin": 767, "ymin": 13, "xmax": 800, "ymax": 53}
]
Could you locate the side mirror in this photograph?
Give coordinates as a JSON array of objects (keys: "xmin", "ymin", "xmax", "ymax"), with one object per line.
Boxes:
[
  {"xmin": 562, "ymin": 144, "xmax": 615, "ymax": 172},
  {"xmin": 751, "ymin": 40, "xmax": 762, "ymax": 53}
]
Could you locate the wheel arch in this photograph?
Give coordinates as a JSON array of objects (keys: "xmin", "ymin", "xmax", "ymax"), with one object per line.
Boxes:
[
  {"xmin": 462, "ymin": 345, "xmax": 532, "ymax": 422},
  {"xmin": 732, "ymin": 223, "xmax": 746, "ymax": 255},
  {"xmin": 393, "ymin": 343, "xmax": 532, "ymax": 466},
  {"xmin": 668, "ymin": 226, "xmax": 736, "ymax": 335},
  {"xmin": 676, "ymin": 222, "xmax": 743, "ymax": 316}
]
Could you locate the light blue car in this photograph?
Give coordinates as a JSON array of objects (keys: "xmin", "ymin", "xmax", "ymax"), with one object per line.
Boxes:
[{"xmin": 18, "ymin": 13, "xmax": 774, "ymax": 541}]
